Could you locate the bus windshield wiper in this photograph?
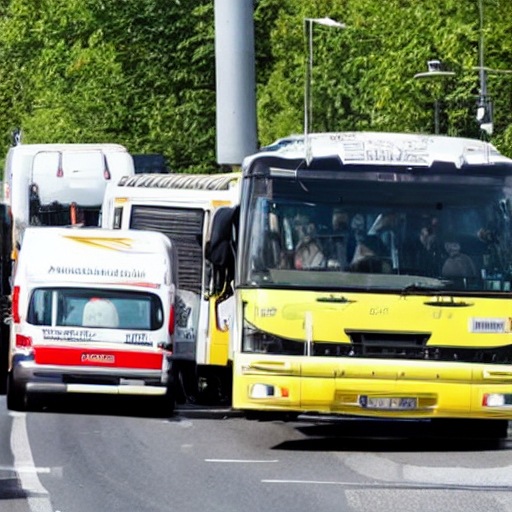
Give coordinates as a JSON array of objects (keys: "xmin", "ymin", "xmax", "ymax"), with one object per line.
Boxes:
[{"xmin": 400, "ymin": 281, "xmax": 447, "ymax": 296}]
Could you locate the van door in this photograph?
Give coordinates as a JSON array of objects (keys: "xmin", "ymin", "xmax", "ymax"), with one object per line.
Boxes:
[{"xmin": 32, "ymin": 151, "xmax": 106, "ymax": 207}]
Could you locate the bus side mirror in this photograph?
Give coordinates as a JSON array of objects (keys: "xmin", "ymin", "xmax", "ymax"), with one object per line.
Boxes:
[{"xmin": 205, "ymin": 206, "xmax": 239, "ymax": 296}]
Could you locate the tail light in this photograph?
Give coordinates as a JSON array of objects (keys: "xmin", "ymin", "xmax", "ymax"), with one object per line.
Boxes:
[
  {"xmin": 57, "ymin": 152, "xmax": 63, "ymax": 177},
  {"xmin": 103, "ymin": 155, "xmax": 111, "ymax": 180},
  {"xmin": 168, "ymin": 304, "xmax": 175, "ymax": 336},
  {"xmin": 16, "ymin": 334, "xmax": 32, "ymax": 348},
  {"xmin": 12, "ymin": 285, "xmax": 20, "ymax": 324},
  {"xmin": 70, "ymin": 203, "xmax": 77, "ymax": 225}
]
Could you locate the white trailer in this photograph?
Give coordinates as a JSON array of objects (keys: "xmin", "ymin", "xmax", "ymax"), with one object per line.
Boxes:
[
  {"xmin": 101, "ymin": 173, "xmax": 241, "ymax": 403},
  {"xmin": 7, "ymin": 227, "xmax": 178, "ymax": 412},
  {"xmin": 4, "ymin": 143, "xmax": 134, "ymax": 258}
]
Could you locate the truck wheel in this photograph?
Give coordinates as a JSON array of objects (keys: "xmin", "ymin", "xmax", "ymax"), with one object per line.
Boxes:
[{"xmin": 6, "ymin": 371, "xmax": 26, "ymax": 411}]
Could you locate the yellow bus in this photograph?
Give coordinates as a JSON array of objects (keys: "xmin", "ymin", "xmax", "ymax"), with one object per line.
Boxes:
[{"xmin": 208, "ymin": 132, "xmax": 512, "ymax": 438}]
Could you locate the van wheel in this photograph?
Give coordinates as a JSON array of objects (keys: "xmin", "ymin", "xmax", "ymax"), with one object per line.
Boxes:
[{"xmin": 7, "ymin": 371, "xmax": 26, "ymax": 411}]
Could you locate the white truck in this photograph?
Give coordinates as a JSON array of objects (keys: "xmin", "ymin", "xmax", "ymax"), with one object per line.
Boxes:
[
  {"xmin": 101, "ymin": 173, "xmax": 241, "ymax": 403},
  {"xmin": 7, "ymin": 227, "xmax": 178, "ymax": 412},
  {"xmin": 5, "ymin": 143, "xmax": 135, "ymax": 258}
]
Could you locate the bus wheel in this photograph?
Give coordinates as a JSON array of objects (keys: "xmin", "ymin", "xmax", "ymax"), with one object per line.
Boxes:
[
  {"xmin": 6, "ymin": 372, "xmax": 26, "ymax": 412},
  {"xmin": 470, "ymin": 419, "xmax": 509, "ymax": 439},
  {"xmin": 433, "ymin": 418, "xmax": 509, "ymax": 440}
]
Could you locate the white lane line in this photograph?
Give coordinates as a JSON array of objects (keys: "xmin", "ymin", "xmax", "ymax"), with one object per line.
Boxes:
[
  {"xmin": 205, "ymin": 459, "xmax": 279, "ymax": 463},
  {"xmin": 262, "ymin": 479, "xmax": 512, "ymax": 490},
  {"xmin": 0, "ymin": 465, "xmax": 52, "ymax": 474},
  {"xmin": 10, "ymin": 413, "xmax": 54, "ymax": 512}
]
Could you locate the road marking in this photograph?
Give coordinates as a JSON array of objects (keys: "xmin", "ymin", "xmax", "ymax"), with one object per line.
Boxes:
[
  {"xmin": 205, "ymin": 459, "xmax": 279, "ymax": 463},
  {"xmin": 10, "ymin": 413, "xmax": 54, "ymax": 512},
  {"xmin": 262, "ymin": 479, "xmax": 512, "ymax": 490},
  {"xmin": 343, "ymin": 452, "xmax": 512, "ymax": 487},
  {"xmin": 0, "ymin": 465, "xmax": 52, "ymax": 474}
]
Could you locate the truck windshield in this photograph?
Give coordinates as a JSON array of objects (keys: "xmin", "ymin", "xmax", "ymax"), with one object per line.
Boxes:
[
  {"xmin": 240, "ymin": 174, "xmax": 512, "ymax": 293},
  {"xmin": 27, "ymin": 288, "xmax": 164, "ymax": 330}
]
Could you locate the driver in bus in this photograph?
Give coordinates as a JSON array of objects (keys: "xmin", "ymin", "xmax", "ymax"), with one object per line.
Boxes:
[
  {"xmin": 293, "ymin": 214, "xmax": 326, "ymax": 269},
  {"xmin": 441, "ymin": 236, "xmax": 478, "ymax": 279}
]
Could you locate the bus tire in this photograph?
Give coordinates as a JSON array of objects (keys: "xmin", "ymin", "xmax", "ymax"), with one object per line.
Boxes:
[
  {"xmin": 433, "ymin": 418, "xmax": 509, "ymax": 439},
  {"xmin": 471, "ymin": 419, "xmax": 509, "ymax": 439},
  {"xmin": 6, "ymin": 371, "xmax": 26, "ymax": 412}
]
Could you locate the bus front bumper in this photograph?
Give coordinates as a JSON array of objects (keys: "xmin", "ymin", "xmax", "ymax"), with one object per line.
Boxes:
[{"xmin": 233, "ymin": 355, "xmax": 512, "ymax": 420}]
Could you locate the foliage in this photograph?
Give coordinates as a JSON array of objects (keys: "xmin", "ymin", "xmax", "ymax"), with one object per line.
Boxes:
[
  {"xmin": 254, "ymin": 0, "xmax": 512, "ymax": 157},
  {"xmin": 0, "ymin": 0, "xmax": 510, "ymax": 175}
]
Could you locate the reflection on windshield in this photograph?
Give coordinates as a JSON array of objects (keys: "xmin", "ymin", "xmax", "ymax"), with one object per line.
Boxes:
[{"xmin": 241, "ymin": 177, "xmax": 512, "ymax": 293}]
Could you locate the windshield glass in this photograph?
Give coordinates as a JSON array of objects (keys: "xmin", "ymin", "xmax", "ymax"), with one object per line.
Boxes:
[
  {"xmin": 240, "ymin": 174, "xmax": 512, "ymax": 293},
  {"xmin": 28, "ymin": 288, "xmax": 164, "ymax": 330}
]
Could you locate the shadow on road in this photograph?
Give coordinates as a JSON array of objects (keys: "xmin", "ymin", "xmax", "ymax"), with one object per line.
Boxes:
[
  {"xmin": 271, "ymin": 418, "xmax": 512, "ymax": 452},
  {"xmin": 21, "ymin": 394, "xmax": 240, "ymax": 420},
  {"xmin": 24, "ymin": 394, "xmax": 176, "ymax": 419}
]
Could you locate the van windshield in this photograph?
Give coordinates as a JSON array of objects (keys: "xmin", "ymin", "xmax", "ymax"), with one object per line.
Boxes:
[{"xmin": 27, "ymin": 288, "xmax": 164, "ymax": 330}]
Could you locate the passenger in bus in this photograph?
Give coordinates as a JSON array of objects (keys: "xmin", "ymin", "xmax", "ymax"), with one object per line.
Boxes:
[
  {"xmin": 441, "ymin": 237, "xmax": 478, "ymax": 279},
  {"xmin": 293, "ymin": 214, "xmax": 326, "ymax": 269},
  {"xmin": 323, "ymin": 208, "xmax": 350, "ymax": 269},
  {"xmin": 349, "ymin": 235, "xmax": 392, "ymax": 273}
]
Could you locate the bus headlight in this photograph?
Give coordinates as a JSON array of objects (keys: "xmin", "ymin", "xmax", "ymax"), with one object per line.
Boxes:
[
  {"xmin": 483, "ymin": 393, "xmax": 512, "ymax": 407},
  {"xmin": 250, "ymin": 383, "xmax": 289, "ymax": 399}
]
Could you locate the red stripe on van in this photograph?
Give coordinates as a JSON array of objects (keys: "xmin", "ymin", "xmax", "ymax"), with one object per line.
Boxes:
[{"xmin": 34, "ymin": 346, "xmax": 164, "ymax": 369}]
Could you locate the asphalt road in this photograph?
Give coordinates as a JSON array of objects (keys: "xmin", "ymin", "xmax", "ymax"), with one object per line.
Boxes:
[{"xmin": 2, "ymin": 395, "xmax": 512, "ymax": 512}]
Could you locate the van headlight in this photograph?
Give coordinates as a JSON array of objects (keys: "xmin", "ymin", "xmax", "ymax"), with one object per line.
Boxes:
[{"xmin": 243, "ymin": 320, "xmax": 304, "ymax": 355}]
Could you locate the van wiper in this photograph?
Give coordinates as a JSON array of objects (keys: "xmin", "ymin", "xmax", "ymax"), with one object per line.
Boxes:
[{"xmin": 400, "ymin": 282, "xmax": 447, "ymax": 296}]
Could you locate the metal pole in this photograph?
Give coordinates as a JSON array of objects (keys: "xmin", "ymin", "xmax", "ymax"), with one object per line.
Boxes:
[
  {"xmin": 304, "ymin": 19, "xmax": 313, "ymax": 164},
  {"xmin": 214, "ymin": 0, "xmax": 258, "ymax": 165},
  {"xmin": 478, "ymin": 0, "xmax": 487, "ymax": 99},
  {"xmin": 434, "ymin": 99, "xmax": 440, "ymax": 135}
]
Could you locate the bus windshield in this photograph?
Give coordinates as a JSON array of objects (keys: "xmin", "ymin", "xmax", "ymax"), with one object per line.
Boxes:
[{"xmin": 241, "ymin": 175, "xmax": 512, "ymax": 293}]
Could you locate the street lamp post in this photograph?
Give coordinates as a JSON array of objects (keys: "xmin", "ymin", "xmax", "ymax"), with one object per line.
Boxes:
[
  {"xmin": 304, "ymin": 17, "xmax": 345, "ymax": 163},
  {"xmin": 476, "ymin": 0, "xmax": 493, "ymax": 136},
  {"xmin": 414, "ymin": 60, "xmax": 455, "ymax": 135}
]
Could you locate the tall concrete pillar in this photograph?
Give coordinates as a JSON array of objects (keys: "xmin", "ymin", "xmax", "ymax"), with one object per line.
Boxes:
[{"xmin": 215, "ymin": 0, "xmax": 258, "ymax": 165}]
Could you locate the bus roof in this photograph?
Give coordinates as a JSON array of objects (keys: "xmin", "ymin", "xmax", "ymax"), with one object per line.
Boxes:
[{"xmin": 245, "ymin": 132, "xmax": 512, "ymax": 171}]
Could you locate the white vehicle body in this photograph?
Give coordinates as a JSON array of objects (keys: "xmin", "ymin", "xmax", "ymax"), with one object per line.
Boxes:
[
  {"xmin": 101, "ymin": 173, "xmax": 241, "ymax": 401},
  {"xmin": 5, "ymin": 143, "xmax": 134, "ymax": 257},
  {"xmin": 7, "ymin": 227, "xmax": 177, "ymax": 411}
]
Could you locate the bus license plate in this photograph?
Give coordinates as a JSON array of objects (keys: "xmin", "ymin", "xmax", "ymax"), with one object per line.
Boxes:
[{"xmin": 359, "ymin": 396, "xmax": 417, "ymax": 410}]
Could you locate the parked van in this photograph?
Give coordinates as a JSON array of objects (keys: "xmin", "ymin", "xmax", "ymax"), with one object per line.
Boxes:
[
  {"xmin": 4, "ymin": 143, "xmax": 134, "ymax": 259},
  {"xmin": 7, "ymin": 227, "xmax": 177, "ymax": 412}
]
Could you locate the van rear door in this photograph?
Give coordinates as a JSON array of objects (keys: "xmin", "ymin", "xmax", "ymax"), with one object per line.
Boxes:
[{"xmin": 32, "ymin": 151, "xmax": 106, "ymax": 207}]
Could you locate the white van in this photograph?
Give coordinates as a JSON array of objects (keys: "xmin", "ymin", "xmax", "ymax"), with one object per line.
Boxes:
[
  {"xmin": 7, "ymin": 227, "xmax": 177, "ymax": 412},
  {"xmin": 4, "ymin": 143, "xmax": 134, "ymax": 258}
]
